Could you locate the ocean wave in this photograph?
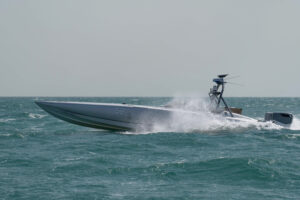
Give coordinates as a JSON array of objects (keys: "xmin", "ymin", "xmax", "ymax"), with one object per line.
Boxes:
[
  {"xmin": 0, "ymin": 133, "xmax": 24, "ymax": 138},
  {"xmin": 0, "ymin": 133, "xmax": 13, "ymax": 137},
  {"xmin": 28, "ymin": 113, "xmax": 47, "ymax": 119},
  {"xmin": 0, "ymin": 118, "xmax": 16, "ymax": 123},
  {"xmin": 100, "ymin": 157, "xmax": 290, "ymax": 182}
]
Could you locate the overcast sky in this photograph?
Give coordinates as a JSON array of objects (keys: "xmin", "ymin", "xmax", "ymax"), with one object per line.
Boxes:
[{"xmin": 0, "ymin": 0, "xmax": 300, "ymax": 97}]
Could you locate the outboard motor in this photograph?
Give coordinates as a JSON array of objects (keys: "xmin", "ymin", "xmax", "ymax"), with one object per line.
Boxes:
[{"xmin": 264, "ymin": 112, "xmax": 293, "ymax": 125}]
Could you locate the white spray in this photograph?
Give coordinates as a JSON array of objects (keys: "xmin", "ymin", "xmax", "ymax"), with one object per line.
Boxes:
[
  {"xmin": 290, "ymin": 115, "xmax": 300, "ymax": 130},
  {"xmin": 124, "ymin": 95, "xmax": 300, "ymax": 134},
  {"xmin": 152, "ymin": 96, "xmax": 283, "ymax": 133}
]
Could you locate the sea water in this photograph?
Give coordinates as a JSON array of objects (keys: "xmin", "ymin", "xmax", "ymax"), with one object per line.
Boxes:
[{"xmin": 0, "ymin": 97, "xmax": 300, "ymax": 199}]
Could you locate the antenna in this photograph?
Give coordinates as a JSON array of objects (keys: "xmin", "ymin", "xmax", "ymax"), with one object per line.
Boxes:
[
  {"xmin": 209, "ymin": 74, "xmax": 233, "ymax": 117},
  {"xmin": 225, "ymin": 75, "xmax": 240, "ymax": 80},
  {"xmin": 226, "ymin": 81, "xmax": 244, "ymax": 87}
]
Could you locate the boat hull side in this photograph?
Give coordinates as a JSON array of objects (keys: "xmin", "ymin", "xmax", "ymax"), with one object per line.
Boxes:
[{"xmin": 35, "ymin": 101, "xmax": 170, "ymax": 131}]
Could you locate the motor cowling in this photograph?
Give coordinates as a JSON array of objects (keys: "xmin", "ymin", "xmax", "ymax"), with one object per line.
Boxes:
[{"xmin": 264, "ymin": 112, "xmax": 293, "ymax": 125}]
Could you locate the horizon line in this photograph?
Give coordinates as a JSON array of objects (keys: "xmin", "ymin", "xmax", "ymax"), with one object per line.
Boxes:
[{"xmin": 1, "ymin": 96, "xmax": 300, "ymax": 98}]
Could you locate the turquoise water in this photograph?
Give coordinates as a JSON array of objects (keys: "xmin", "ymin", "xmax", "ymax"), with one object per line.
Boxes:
[{"xmin": 1, "ymin": 97, "xmax": 300, "ymax": 199}]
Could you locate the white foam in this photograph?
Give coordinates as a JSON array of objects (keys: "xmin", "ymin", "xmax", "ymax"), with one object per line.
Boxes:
[
  {"xmin": 0, "ymin": 133, "xmax": 12, "ymax": 137},
  {"xmin": 29, "ymin": 113, "xmax": 46, "ymax": 119},
  {"xmin": 0, "ymin": 118, "xmax": 16, "ymax": 123}
]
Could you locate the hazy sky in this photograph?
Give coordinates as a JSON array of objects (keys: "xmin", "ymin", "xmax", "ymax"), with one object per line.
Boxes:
[{"xmin": 1, "ymin": 0, "xmax": 300, "ymax": 97}]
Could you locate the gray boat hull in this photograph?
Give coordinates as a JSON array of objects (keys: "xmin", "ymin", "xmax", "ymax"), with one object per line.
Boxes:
[{"xmin": 35, "ymin": 101, "xmax": 175, "ymax": 131}]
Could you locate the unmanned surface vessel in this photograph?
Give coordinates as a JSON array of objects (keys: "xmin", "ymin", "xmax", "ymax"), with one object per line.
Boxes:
[{"xmin": 35, "ymin": 75, "xmax": 293, "ymax": 131}]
